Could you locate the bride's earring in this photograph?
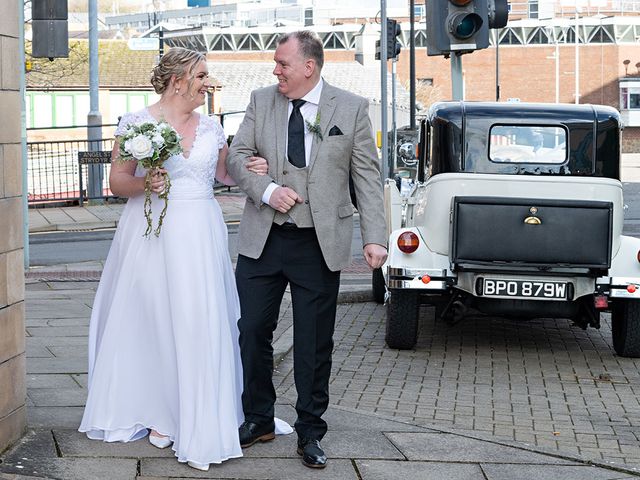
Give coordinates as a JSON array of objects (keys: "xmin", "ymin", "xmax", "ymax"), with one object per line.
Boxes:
[{"xmin": 175, "ymin": 88, "xmax": 180, "ymax": 95}]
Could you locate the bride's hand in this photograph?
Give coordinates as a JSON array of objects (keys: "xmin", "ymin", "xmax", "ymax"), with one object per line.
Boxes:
[
  {"xmin": 246, "ymin": 156, "xmax": 268, "ymax": 176},
  {"xmin": 149, "ymin": 168, "xmax": 167, "ymax": 193}
]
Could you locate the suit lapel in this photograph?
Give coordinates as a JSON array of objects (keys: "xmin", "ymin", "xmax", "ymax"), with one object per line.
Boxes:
[
  {"xmin": 275, "ymin": 92, "xmax": 289, "ymax": 172},
  {"xmin": 309, "ymin": 83, "xmax": 337, "ymax": 170}
]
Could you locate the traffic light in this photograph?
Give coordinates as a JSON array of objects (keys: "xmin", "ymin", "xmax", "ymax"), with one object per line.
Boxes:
[
  {"xmin": 425, "ymin": 0, "xmax": 507, "ymax": 57},
  {"xmin": 386, "ymin": 18, "xmax": 401, "ymax": 59},
  {"xmin": 32, "ymin": 0, "xmax": 69, "ymax": 59},
  {"xmin": 375, "ymin": 18, "xmax": 402, "ymax": 61}
]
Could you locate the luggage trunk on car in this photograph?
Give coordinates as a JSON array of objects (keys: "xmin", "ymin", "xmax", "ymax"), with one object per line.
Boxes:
[{"xmin": 451, "ymin": 196, "xmax": 613, "ymax": 271}]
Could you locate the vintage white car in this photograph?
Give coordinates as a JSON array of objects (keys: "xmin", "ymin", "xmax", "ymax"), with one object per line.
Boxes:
[{"xmin": 382, "ymin": 101, "xmax": 640, "ymax": 357}]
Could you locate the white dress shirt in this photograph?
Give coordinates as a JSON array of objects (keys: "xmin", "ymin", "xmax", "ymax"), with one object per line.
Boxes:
[{"xmin": 261, "ymin": 78, "xmax": 324, "ymax": 205}]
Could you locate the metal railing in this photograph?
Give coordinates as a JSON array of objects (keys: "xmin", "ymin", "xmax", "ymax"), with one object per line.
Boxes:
[
  {"xmin": 26, "ymin": 113, "xmax": 244, "ymax": 206},
  {"xmin": 27, "ymin": 137, "xmax": 116, "ymax": 205}
]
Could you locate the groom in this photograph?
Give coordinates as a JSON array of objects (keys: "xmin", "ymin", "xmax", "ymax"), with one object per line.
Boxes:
[{"xmin": 227, "ymin": 30, "xmax": 387, "ymax": 469}]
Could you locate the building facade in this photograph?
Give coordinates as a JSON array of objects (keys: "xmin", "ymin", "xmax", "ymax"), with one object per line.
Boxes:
[{"xmin": 0, "ymin": 0, "xmax": 26, "ymax": 454}]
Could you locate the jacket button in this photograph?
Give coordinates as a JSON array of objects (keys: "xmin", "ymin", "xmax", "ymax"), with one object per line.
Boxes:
[
  {"xmin": 304, "ymin": 200, "xmax": 309, "ymax": 204},
  {"xmin": 283, "ymin": 170, "xmax": 288, "ymax": 175}
]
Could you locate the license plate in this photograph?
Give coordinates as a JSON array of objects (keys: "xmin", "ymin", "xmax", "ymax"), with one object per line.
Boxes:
[{"xmin": 480, "ymin": 279, "xmax": 568, "ymax": 300}]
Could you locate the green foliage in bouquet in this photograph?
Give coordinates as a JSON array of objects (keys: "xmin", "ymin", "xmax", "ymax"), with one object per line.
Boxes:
[{"xmin": 117, "ymin": 121, "xmax": 182, "ymax": 237}]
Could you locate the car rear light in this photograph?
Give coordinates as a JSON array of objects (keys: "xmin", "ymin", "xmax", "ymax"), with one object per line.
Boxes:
[
  {"xmin": 628, "ymin": 284, "xmax": 637, "ymax": 294},
  {"xmin": 637, "ymin": 250, "xmax": 640, "ymax": 263},
  {"xmin": 594, "ymin": 295, "xmax": 608, "ymax": 309},
  {"xmin": 421, "ymin": 275, "xmax": 431, "ymax": 284},
  {"xmin": 397, "ymin": 231, "xmax": 419, "ymax": 254}
]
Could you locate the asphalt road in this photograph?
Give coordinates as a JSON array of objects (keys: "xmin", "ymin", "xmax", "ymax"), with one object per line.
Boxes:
[{"xmin": 28, "ymin": 219, "xmax": 366, "ymax": 267}]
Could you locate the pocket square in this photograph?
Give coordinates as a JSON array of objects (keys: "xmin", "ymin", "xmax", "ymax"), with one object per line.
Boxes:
[{"xmin": 328, "ymin": 125, "xmax": 343, "ymax": 136}]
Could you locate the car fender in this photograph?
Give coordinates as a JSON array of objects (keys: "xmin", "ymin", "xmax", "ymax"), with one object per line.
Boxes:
[
  {"xmin": 610, "ymin": 235, "xmax": 640, "ymax": 278},
  {"xmin": 384, "ymin": 227, "xmax": 451, "ymax": 284}
]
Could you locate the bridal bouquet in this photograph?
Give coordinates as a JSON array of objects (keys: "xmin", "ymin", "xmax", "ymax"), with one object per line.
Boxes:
[{"xmin": 118, "ymin": 121, "xmax": 182, "ymax": 237}]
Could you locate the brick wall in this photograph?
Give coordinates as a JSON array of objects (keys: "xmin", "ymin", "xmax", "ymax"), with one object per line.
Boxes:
[
  {"xmin": 0, "ymin": 1, "xmax": 26, "ymax": 453},
  {"xmin": 623, "ymin": 127, "xmax": 640, "ymax": 153}
]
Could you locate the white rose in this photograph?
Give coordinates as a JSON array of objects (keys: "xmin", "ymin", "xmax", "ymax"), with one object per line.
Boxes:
[
  {"xmin": 152, "ymin": 133, "xmax": 165, "ymax": 147},
  {"xmin": 125, "ymin": 134, "xmax": 154, "ymax": 160}
]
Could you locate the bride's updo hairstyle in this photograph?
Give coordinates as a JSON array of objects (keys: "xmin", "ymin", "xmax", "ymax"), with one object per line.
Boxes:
[{"xmin": 150, "ymin": 47, "xmax": 206, "ymax": 95}]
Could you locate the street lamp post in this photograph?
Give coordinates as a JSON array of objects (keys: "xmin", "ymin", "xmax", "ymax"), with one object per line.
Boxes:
[
  {"xmin": 87, "ymin": 0, "xmax": 103, "ymax": 202},
  {"xmin": 575, "ymin": 2, "xmax": 580, "ymax": 104}
]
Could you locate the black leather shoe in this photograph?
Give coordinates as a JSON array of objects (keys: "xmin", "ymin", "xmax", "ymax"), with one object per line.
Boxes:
[
  {"xmin": 238, "ymin": 421, "xmax": 275, "ymax": 448},
  {"xmin": 296, "ymin": 438, "xmax": 327, "ymax": 469}
]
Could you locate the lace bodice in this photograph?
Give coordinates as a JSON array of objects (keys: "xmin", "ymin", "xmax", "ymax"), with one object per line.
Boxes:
[{"xmin": 115, "ymin": 109, "xmax": 227, "ymax": 199}]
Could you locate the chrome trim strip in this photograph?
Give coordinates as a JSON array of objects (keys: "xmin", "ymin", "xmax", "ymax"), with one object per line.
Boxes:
[
  {"xmin": 387, "ymin": 279, "xmax": 449, "ymax": 290},
  {"xmin": 388, "ymin": 267, "xmax": 447, "ymax": 278},
  {"xmin": 610, "ymin": 290, "xmax": 640, "ymax": 299},
  {"xmin": 608, "ymin": 277, "xmax": 640, "ymax": 286}
]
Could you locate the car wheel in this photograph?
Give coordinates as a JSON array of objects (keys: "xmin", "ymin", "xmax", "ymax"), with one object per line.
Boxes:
[
  {"xmin": 611, "ymin": 299, "xmax": 640, "ymax": 358},
  {"xmin": 385, "ymin": 289, "xmax": 419, "ymax": 349},
  {"xmin": 372, "ymin": 267, "xmax": 385, "ymax": 304}
]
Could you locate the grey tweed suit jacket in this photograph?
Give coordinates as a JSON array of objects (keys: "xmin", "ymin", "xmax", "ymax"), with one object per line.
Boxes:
[{"xmin": 227, "ymin": 81, "xmax": 386, "ymax": 272}]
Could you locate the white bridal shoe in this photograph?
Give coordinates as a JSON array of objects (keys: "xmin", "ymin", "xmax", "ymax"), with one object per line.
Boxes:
[
  {"xmin": 148, "ymin": 432, "xmax": 172, "ymax": 449},
  {"xmin": 187, "ymin": 461, "xmax": 210, "ymax": 471}
]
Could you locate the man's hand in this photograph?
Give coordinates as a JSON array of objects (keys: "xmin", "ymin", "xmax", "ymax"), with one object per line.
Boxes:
[
  {"xmin": 245, "ymin": 156, "xmax": 269, "ymax": 175},
  {"xmin": 363, "ymin": 243, "xmax": 388, "ymax": 270},
  {"xmin": 269, "ymin": 186, "xmax": 304, "ymax": 213}
]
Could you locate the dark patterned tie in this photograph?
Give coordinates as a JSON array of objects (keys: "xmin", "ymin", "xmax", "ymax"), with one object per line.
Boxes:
[{"xmin": 287, "ymin": 99, "xmax": 306, "ymax": 168}]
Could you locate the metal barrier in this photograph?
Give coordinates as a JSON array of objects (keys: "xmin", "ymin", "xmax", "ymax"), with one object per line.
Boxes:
[
  {"xmin": 27, "ymin": 138, "xmax": 115, "ymax": 205},
  {"xmin": 26, "ymin": 112, "xmax": 245, "ymax": 206}
]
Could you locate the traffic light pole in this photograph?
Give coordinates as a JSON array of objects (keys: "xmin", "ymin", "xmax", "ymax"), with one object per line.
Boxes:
[
  {"xmin": 87, "ymin": 0, "xmax": 103, "ymax": 202},
  {"xmin": 380, "ymin": 0, "xmax": 389, "ymax": 181},
  {"xmin": 391, "ymin": 58, "xmax": 397, "ymax": 172},
  {"xmin": 451, "ymin": 53, "xmax": 463, "ymax": 101}
]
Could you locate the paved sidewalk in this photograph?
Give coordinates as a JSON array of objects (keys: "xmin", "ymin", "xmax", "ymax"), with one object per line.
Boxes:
[{"xmin": 2, "ymin": 281, "xmax": 639, "ymax": 479}]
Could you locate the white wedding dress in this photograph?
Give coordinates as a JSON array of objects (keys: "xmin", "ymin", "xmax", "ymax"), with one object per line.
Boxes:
[{"xmin": 79, "ymin": 109, "xmax": 287, "ymax": 466}]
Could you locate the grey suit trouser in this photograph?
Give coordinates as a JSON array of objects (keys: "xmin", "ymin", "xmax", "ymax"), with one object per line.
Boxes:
[{"xmin": 236, "ymin": 223, "xmax": 340, "ymax": 441}]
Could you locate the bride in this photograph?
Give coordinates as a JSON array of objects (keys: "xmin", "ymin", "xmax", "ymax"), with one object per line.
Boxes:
[{"xmin": 79, "ymin": 47, "xmax": 289, "ymax": 472}]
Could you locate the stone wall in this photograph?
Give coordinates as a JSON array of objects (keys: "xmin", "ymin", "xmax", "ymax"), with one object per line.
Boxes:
[{"xmin": 0, "ymin": 0, "xmax": 26, "ymax": 452}]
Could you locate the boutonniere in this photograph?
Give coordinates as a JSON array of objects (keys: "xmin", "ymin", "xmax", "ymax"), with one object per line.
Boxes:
[{"xmin": 305, "ymin": 112, "xmax": 323, "ymax": 141}]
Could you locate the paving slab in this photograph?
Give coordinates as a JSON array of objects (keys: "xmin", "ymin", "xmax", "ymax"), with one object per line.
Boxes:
[
  {"xmin": 384, "ymin": 432, "xmax": 579, "ymax": 464},
  {"xmin": 0, "ymin": 458, "xmax": 137, "ymax": 480},
  {"xmin": 356, "ymin": 460, "xmax": 484, "ymax": 480},
  {"xmin": 322, "ymin": 405, "xmax": 434, "ymax": 433},
  {"xmin": 27, "ymin": 406, "xmax": 85, "ymax": 428},
  {"xmin": 239, "ymin": 430, "xmax": 403, "ymax": 460},
  {"xmin": 1, "ymin": 429, "xmax": 59, "ymax": 461},
  {"xmin": 26, "ymin": 336, "xmax": 89, "ymax": 347},
  {"xmin": 28, "ymin": 388, "xmax": 87, "ymax": 407},
  {"xmin": 141, "ymin": 457, "xmax": 358, "ymax": 479},
  {"xmin": 26, "ymin": 326, "xmax": 89, "ymax": 338},
  {"xmin": 25, "ymin": 345, "xmax": 54, "ymax": 358},
  {"xmin": 480, "ymin": 463, "xmax": 638, "ymax": 480},
  {"xmin": 46, "ymin": 345, "xmax": 88, "ymax": 357},
  {"xmin": 26, "ymin": 374, "xmax": 80, "ymax": 389},
  {"xmin": 53, "ymin": 429, "xmax": 174, "ymax": 459},
  {"xmin": 25, "ymin": 304, "xmax": 91, "ymax": 320},
  {"xmin": 26, "ymin": 357, "xmax": 87, "ymax": 375}
]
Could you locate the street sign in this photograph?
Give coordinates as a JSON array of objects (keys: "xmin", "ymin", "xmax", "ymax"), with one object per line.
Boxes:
[
  {"xmin": 127, "ymin": 37, "xmax": 160, "ymax": 51},
  {"xmin": 78, "ymin": 151, "xmax": 111, "ymax": 165}
]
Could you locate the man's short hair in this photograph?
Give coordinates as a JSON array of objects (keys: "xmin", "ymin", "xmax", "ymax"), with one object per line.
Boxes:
[{"xmin": 278, "ymin": 30, "xmax": 324, "ymax": 71}]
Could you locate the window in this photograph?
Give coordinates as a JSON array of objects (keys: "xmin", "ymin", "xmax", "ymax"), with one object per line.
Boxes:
[
  {"xmin": 75, "ymin": 94, "xmax": 90, "ymax": 124},
  {"xmin": 32, "ymin": 94, "xmax": 53, "ymax": 128},
  {"xmin": 55, "ymin": 95, "xmax": 74, "ymax": 126},
  {"xmin": 620, "ymin": 86, "xmax": 640, "ymax": 110},
  {"xmin": 489, "ymin": 125, "xmax": 567, "ymax": 164},
  {"xmin": 528, "ymin": 0, "xmax": 538, "ymax": 19}
]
